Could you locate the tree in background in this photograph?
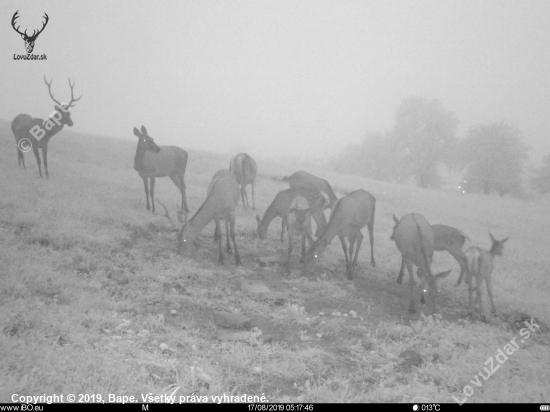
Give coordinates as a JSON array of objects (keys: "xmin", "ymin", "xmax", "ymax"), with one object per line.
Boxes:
[
  {"xmin": 330, "ymin": 131, "xmax": 409, "ymax": 182},
  {"xmin": 390, "ymin": 97, "xmax": 458, "ymax": 188},
  {"xmin": 530, "ymin": 154, "xmax": 550, "ymax": 195},
  {"xmin": 458, "ymin": 122, "xmax": 529, "ymax": 197}
]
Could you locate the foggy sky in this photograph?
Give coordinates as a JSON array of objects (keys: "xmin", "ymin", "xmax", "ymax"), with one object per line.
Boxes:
[{"xmin": 1, "ymin": 0, "xmax": 549, "ymax": 164}]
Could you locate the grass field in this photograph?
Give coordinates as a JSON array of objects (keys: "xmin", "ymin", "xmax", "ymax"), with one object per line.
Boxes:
[{"xmin": 1, "ymin": 120, "xmax": 549, "ymax": 403}]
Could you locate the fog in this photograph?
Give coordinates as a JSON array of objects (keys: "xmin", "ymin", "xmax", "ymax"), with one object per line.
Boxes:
[{"xmin": 2, "ymin": 0, "xmax": 549, "ymax": 164}]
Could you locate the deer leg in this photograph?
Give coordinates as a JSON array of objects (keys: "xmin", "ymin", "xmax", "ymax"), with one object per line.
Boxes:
[
  {"xmin": 348, "ymin": 234, "xmax": 356, "ymax": 269},
  {"xmin": 397, "ymin": 256, "xmax": 406, "ymax": 284},
  {"xmin": 225, "ymin": 220, "xmax": 232, "ymax": 254},
  {"xmin": 216, "ymin": 220, "xmax": 224, "ymax": 265},
  {"xmin": 170, "ymin": 174, "xmax": 188, "ymax": 213},
  {"xmin": 300, "ymin": 233, "xmax": 307, "ymax": 263},
  {"xmin": 352, "ymin": 230, "xmax": 363, "ymax": 268},
  {"xmin": 32, "ymin": 147, "xmax": 42, "ymax": 178},
  {"xmin": 475, "ymin": 272, "xmax": 485, "ymax": 321},
  {"xmin": 42, "ymin": 145, "xmax": 49, "ymax": 178},
  {"xmin": 486, "ymin": 274, "xmax": 497, "ymax": 314},
  {"xmin": 339, "ymin": 235, "xmax": 353, "ymax": 279},
  {"xmin": 406, "ymin": 260, "xmax": 416, "ymax": 313},
  {"xmin": 17, "ymin": 144, "xmax": 26, "ymax": 169},
  {"xmin": 367, "ymin": 219, "xmax": 376, "ymax": 267},
  {"xmin": 305, "ymin": 228, "xmax": 315, "ymax": 251},
  {"xmin": 450, "ymin": 249, "xmax": 468, "ymax": 286},
  {"xmin": 214, "ymin": 222, "xmax": 221, "ymax": 243},
  {"xmin": 468, "ymin": 270, "xmax": 475, "ymax": 315},
  {"xmin": 142, "ymin": 177, "xmax": 150, "ymax": 210},
  {"xmin": 230, "ymin": 217, "xmax": 241, "ymax": 265},
  {"xmin": 286, "ymin": 229, "xmax": 293, "ymax": 275},
  {"xmin": 180, "ymin": 174, "xmax": 188, "ymax": 213},
  {"xmin": 280, "ymin": 216, "xmax": 287, "ymax": 242},
  {"xmin": 251, "ymin": 177, "xmax": 256, "ymax": 210},
  {"xmin": 241, "ymin": 185, "xmax": 248, "ymax": 210},
  {"xmin": 149, "ymin": 177, "xmax": 156, "ymax": 213}
]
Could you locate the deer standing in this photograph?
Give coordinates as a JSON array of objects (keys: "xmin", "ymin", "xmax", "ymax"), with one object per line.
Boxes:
[
  {"xmin": 229, "ymin": 153, "xmax": 257, "ymax": 210},
  {"xmin": 397, "ymin": 224, "xmax": 469, "ymax": 286},
  {"xmin": 303, "ymin": 189, "xmax": 376, "ymax": 280},
  {"xmin": 133, "ymin": 126, "xmax": 189, "ymax": 214},
  {"xmin": 391, "ymin": 213, "xmax": 451, "ymax": 314},
  {"xmin": 11, "ymin": 76, "xmax": 82, "ymax": 178},
  {"xmin": 465, "ymin": 233, "xmax": 508, "ymax": 321},
  {"xmin": 255, "ymin": 187, "xmax": 328, "ymax": 241},
  {"xmin": 178, "ymin": 170, "xmax": 241, "ymax": 265}
]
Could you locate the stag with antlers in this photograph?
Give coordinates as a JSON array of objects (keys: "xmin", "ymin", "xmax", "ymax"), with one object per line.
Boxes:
[
  {"xmin": 11, "ymin": 76, "xmax": 82, "ymax": 178},
  {"xmin": 12, "ymin": 11, "xmax": 49, "ymax": 54}
]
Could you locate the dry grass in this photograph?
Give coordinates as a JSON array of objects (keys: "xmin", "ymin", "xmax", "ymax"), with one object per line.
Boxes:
[{"xmin": 0, "ymin": 120, "xmax": 549, "ymax": 403}]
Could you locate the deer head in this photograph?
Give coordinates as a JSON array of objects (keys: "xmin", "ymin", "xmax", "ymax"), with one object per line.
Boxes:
[
  {"xmin": 12, "ymin": 11, "xmax": 49, "ymax": 54},
  {"xmin": 133, "ymin": 126, "xmax": 161, "ymax": 153}
]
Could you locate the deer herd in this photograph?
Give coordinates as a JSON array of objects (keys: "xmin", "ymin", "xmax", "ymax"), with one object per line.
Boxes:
[{"xmin": 11, "ymin": 77, "xmax": 509, "ymax": 322}]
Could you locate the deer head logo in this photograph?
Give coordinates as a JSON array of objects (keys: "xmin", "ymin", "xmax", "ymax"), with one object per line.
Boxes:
[{"xmin": 11, "ymin": 11, "xmax": 49, "ymax": 54}]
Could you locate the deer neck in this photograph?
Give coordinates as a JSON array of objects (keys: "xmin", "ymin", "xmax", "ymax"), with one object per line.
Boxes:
[
  {"xmin": 317, "ymin": 216, "xmax": 339, "ymax": 246},
  {"xmin": 321, "ymin": 180, "xmax": 338, "ymax": 207},
  {"xmin": 184, "ymin": 194, "xmax": 220, "ymax": 242},
  {"xmin": 134, "ymin": 142, "xmax": 149, "ymax": 172},
  {"xmin": 259, "ymin": 201, "xmax": 279, "ymax": 235}
]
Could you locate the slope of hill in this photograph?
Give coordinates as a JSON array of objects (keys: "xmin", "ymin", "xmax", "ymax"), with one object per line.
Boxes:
[{"xmin": 1, "ymin": 120, "xmax": 549, "ymax": 402}]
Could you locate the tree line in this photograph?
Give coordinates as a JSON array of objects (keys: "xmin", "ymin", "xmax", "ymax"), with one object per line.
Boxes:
[{"xmin": 329, "ymin": 96, "xmax": 548, "ymax": 198}]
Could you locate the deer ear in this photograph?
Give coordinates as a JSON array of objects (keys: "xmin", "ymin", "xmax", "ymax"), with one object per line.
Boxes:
[
  {"xmin": 133, "ymin": 127, "xmax": 140, "ymax": 136},
  {"xmin": 141, "ymin": 125, "xmax": 148, "ymax": 135},
  {"xmin": 21, "ymin": 34, "xmax": 25, "ymax": 39},
  {"xmin": 501, "ymin": 237, "xmax": 509, "ymax": 244},
  {"xmin": 393, "ymin": 214, "xmax": 399, "ymax": 225},
  {"xmin": 436, "ymin": 270, "xmax": 452, "ymax": 279}
]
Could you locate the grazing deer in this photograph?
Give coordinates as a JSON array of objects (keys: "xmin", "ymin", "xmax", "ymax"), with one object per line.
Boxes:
[
  {"xmin": 229, "ymin": 153, "xmax": 257, "ymax": 210},
  {"xmin": 397, "ymin": 224, "xmax": 469, "ymax": 286},
  {"xmin": 284, "ymin": 196, "xmax": 315, "ymax": 275},
  {"xmin": 133, "ymin": 126, "xmax": 189, "ymax": 214},
  {"xmin": 288, "ymin": 171, "xmax": 338, "ymax": 235},
  {"xmin": 178, "ymin": 170, "xmax": 242, "ymax": 265},
  {"xmin": 465, "ymin": 233, "xmax": 509, "ymax": 320},
  {"xmin": 391, "ymin": 213, "xmax": 451, "ymax": 314},
  {"xmin": 11, "ymin": 76, "xmax": 82, "ymax": 178},
  {"xmin": 255, "ymin": 187, "xmax": 328, "ymax": 241},
  {"xmin": 303, "ymin": 189, "xmax": 376, "ymax": 280}
]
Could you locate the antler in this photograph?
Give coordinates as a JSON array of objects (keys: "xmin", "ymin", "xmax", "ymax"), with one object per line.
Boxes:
[
  {"xmin": 67, "ymin": 78, "xmax": 82, "ymax": 107},
  {"xmin": 157, "ymin": 198, "xmax": 176, "ymax": 228},
  {"xmin": 31, "ymin": 13, "xmax": 49, "ymax": 39},
  {"xmin": 11, "ymin": 11, "xmax": 26, "ymax": 37},
  {"xmin": 11, "ymin": 11, "xmax": 49, "ymax": 39},
  {"xmin": 157, "ymin": 198, "xmax": 187, "ymax": 230},
  {"xmin": 44, "ymin": 76, "xmax": 61, "ymax": 105}
]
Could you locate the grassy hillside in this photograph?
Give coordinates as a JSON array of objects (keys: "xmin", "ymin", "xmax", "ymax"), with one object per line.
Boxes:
[{"xmin": 1, "ymin": 120, "xmax": 549, "ymax": 403}]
